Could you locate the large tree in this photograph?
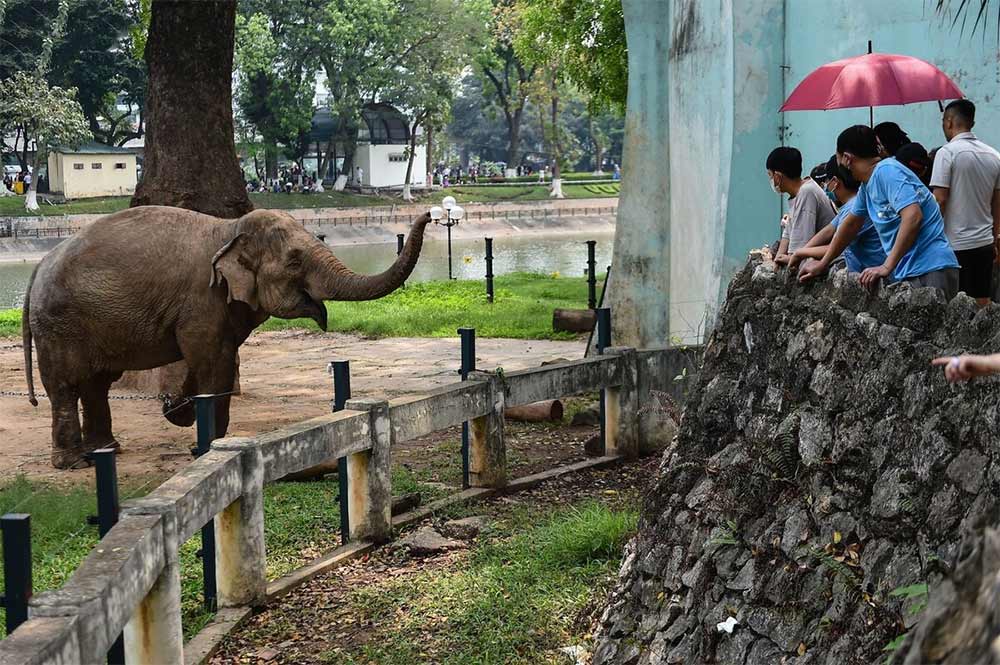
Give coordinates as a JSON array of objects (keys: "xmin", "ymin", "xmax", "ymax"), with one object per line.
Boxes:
[
  {"xmin": 130, "ymin": 0, "xmax": 252, "ymax": 217},
  {"xmin": 476, "ymin": 0, "xmax": 536, "ymax": 175}
]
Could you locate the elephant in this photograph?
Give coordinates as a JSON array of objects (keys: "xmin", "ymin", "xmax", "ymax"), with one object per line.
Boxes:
[{"xmin": 22, "ymin": 205, "xmax": 431, "ymax": 469}]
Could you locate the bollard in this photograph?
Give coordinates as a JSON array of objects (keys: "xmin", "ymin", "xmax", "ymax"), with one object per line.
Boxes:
[
  {"xmin": 1, "ymin": 514, "xmax": 32, "ymax": 634},
  {"xmin": 596, "ymin": 308, "xmax": 612, "ymax": 455},
  {"xmin": 87, "ymin": 448, "xmax": 125, "ymax": 664},
  {"xmin": 192, "ymin": 395, "xmax": 218, "ymax": 613},
  {"xmin": 331, "ymin": 361, "xmax": 352, "ymax": 545},
  {"xmin": 485, "ymin": 238, "xmax": 495, "ymax": 303},
  {"xmin": 586, "ymin": 241, "xmax": 597, "ymax": 309},
  {"xmin": 458, "ymin": 328, "xmax": 476, "ymax": 489},
  {"xmin": 397, "ymin": 234, "xmax": 406, "ymax": 289}
]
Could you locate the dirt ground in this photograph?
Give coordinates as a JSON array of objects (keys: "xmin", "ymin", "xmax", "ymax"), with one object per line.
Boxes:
[
  {"xmin": 210, "ymin": 454, "xmax": 658, "ymax": 665},
  {"xmin": 0, "ymin": 331, "xmax": 585, "ymax": 485}
]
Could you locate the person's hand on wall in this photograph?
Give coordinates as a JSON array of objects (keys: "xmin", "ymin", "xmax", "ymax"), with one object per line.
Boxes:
[
  {"xmin": 859, "ymin": 264, "xmax": 891, "ymax": 288},
  {"xmin": 931, "ymin": 354, "xmax": 1000, "ymax": 382},
  {"xmin": 797, "ymin": 258, "xmax": 828, "ymax": 283}
]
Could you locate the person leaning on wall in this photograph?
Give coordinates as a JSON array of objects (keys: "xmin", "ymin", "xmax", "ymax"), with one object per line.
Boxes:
[
  {"xmin": 798, "ymin": 125, "xmax": 960, "ymax": 299},
  {"xmin": 766, "ymin": 146, "xmax": 836, "ymax": 265}
]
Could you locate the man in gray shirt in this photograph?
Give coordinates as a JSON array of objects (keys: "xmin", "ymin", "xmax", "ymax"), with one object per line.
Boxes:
[
  {"xmin": 767, "ymin": 146, "xmax": 836, "ymax": 264},
  {"xmin": 932, "ymin": 99, "xmax": 1000, "ymax": 305}
]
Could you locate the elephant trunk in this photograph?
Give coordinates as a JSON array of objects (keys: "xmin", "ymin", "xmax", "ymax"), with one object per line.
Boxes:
[{"xmin": 311, "ymin": 213, "xmax": 431, "ymax": 301}]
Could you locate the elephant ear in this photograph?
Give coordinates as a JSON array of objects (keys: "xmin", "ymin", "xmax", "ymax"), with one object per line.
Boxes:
[{"xmin": 211, "ymin": 233, "xmax": 260, "ymax": 310}]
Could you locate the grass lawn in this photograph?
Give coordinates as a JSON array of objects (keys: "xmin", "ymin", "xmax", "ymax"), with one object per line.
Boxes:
[
  {"xmin": 259, "ymin": 272, "xmax": 601, "ymax": 340},
  {"xmin": 327, "ymin": 500, "xmax": 638, "ymax": 664},
  {"xmin": 0, "ymin": 467, "xmax": 447, "ymax": 640},
  {"xmin": 0, "ymin": 273, "xmax": 597, "ymax": 341},
  {"xmin": 0, "ymin": 184, "xmax": 618, "ymax": 217}
]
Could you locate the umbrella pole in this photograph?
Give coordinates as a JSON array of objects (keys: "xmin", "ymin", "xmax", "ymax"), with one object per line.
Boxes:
[{"xmin": 868, "ymin": 41, "xmax": 873, "ymax": 127}]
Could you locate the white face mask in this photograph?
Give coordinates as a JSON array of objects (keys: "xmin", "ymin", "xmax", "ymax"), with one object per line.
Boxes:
[{"xmin": 768, "ymin": 173, "xmax": 781, "ymax": 193}]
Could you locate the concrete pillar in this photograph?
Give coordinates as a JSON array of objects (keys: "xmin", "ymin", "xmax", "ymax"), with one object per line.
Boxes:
[
  {"xmin": 211, "ymin": 437, "xmax": 267, "ymax": 607},
  {"xmin": 120, "ymin": 500, "xmax": 183, "ymax": 665},
  {"xmin": 603, "ymin": 347, "xmax": 640, "ymax": 459},
  {"xmin": 467, "ymin": 371, "xmax": 507, "ymax": 488},
  {"xmin": 344, "ymin": 398, "xmax": 392, "ymax": 543}
]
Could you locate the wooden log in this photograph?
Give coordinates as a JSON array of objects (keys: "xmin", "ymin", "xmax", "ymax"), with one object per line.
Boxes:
[
  {"xmin": 391, "ymin": 493, "xmax": 422, "ymax": 516},
  {"xmin": 277, "ymin": 458, "xmax": 339, "ymax": 482},
  {"xmin": 553, "ymin": 308, "xmax": 597, "ymax": 333},
  {"xmin": 505, "ymin": 399, "xmax": 564, "ymax": 423}
]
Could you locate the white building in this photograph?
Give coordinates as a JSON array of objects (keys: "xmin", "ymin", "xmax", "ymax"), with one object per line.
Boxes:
[
  {"xmin": 307, "ymin": 103, "xmax": 427, "ymax": 189},
  {"xmin": 47, "ymin": 142, "xmax": 138, "ymax": 199}
]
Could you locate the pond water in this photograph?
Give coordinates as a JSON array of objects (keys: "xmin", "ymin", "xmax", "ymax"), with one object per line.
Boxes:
[{"xmin": 0, "ymin": 231, "xmax": 614, "ymax": 309}]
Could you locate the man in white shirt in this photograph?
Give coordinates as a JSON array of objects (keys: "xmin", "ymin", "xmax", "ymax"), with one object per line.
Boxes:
[{"xmin": 931, "ymin": 99, "xmax": 1000, "ymax": 305}]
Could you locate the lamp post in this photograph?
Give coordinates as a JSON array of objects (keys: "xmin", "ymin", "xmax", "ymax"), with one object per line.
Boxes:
[{"xmin": 431, "ymin": 195, "xmax": 464, "ymax": 279}]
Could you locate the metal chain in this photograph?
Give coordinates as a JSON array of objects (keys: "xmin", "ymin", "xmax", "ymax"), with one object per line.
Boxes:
[{"xmin": 0, "ymin": 390, "xmax": 166, "ymax": 402}]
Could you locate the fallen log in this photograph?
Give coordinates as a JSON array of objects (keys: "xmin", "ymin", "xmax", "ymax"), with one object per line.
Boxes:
[
  {"xmin": 505, "ymin": 399, "xmax": 564, "ymax": 422},
  {"xmin": 553, "ymin": 308, "xmax": 596, "ymax": 333},
  {"xmin": 391, "ymin": 492, "xmax": 422, "ymax": 516}
]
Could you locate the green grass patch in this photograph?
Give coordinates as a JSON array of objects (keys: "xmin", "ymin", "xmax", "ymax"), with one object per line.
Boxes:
[
  {"xmin": 1, "ymin": 273, "xmax": 597, "ymax": 341},
  {"xmin": 328, "ymin": 501, "xmax": 638, "ymax": 664},
  {"xmin": 0, "ymin": 470, "xmax": 451, "ymax": 639},
  {"xmin": 0, "ymin": 309, "xmax": 19, "ymax": 337},
  {"xmin": 259, "ymin": 272, "xmax": 598, "ymax": 340}
]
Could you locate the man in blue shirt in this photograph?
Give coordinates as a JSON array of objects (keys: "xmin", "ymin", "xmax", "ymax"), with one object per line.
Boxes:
[
  {"xmin": 799, "ymin": 125, "xmax": 960, "ymax": 298},
  {"xmin": 789, "ymin": 155, "xmax": 887, "ymax": 274}
]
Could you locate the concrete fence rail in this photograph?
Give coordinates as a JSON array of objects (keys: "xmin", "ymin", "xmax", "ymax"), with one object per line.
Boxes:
[{"xmin": 0, "ymin": 344, "xmax": 698, "ymax": 665}]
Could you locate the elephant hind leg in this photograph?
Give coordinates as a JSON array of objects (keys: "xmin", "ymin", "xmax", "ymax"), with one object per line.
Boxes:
[
  {"xmin": 47, "ymin": 385, "xmax": 85, "ymax": 470},
  {"xmin": 81, "ymin": 372, "xmax": 121, "ymax": 453}
]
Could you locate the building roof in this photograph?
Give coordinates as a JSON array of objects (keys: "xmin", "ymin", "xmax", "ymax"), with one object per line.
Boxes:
[
  {"xmin": 308, "ymin": 103, "xmax": 411, "ymax": 146},
  {"xmin": 52, "ymin": 141, "xmax": 134, "ymax": 155}
]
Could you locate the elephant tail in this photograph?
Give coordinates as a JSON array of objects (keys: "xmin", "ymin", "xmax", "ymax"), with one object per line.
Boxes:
[{"xmin": 22, "ymin": 264, "xmax": 38, "ymax": 407}]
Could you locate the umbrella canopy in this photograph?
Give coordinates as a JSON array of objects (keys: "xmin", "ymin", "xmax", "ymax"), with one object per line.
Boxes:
[{"xmin": 780, "ymin": 53, "xmax": 964, "ymax": 112}]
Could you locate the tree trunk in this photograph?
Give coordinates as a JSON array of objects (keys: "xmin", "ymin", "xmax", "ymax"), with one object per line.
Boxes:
[
  {"xmin": 590, "ymin": 113, "xmax": 605, "ymax": 174},
  {"xmin": 425, "ymin": 125, "xmax": 433, "ymax": 185},
  {"xmin": 24, "ymin": 150, "xmax": 43, "ymax": 212},
  {"xmin": 550, "ymin": 86, "xmax": 564, "ymax": 199},
  {"xmin": 506, "ymin": 107, "xmax": 523, "ymax": 176},
  {"xmin": 553, "ymin": 308, "xmax": 597, "ymax": 333},
  {"xmin": 505, "ymin": 400, "xmax": 564, "ymax": 423},
  {"xmin": 130, "ymin": 0, "xmax": 252, "ymax": 218},
  {"xmin": 402, "ymin": 117, "xmax": 420, "ymax": 202}
]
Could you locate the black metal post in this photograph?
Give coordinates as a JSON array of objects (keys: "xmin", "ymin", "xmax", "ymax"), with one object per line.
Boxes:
[
  {"xmin": 586, "ymin": 240, "xmax": 597, "ymax": 309},
  {"xmin": 485, "ymin": 238, "xmax": 494, "ymax": 303},
  {"xmin": 596, "ymin": 308, "xmax": 612, "ymax": 455},
  {"xmin": 331, "ymin": 361, "xmax": 351, "ymax": 545},
  {"xmin": 193, "ymin": 395, "xmax": 218, "ymax": 613},
  {"xmin": 1, "ymin": 514, "xmax": 32, "ymax": 635},
  {"xmin": 87, "ymin": 448, "xmax": 126, "ymax": 664},
  {"xmin": 458, "ymin": 328, "xmax": 476, "ymax": 488},
  {"xmin": 447, "ymin": 221, "xmax": 454, "ymax": 279}
]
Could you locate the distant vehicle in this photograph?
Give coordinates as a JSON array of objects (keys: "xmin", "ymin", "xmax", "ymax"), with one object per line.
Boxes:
[{"xmin": 3, "ymin": 163, "xmax": 31, "ymax": 177}]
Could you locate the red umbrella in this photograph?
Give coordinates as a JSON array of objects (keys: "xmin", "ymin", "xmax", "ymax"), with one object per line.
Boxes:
[{"xmin": 780, "ymin": 52, "xmax": 964, "ymax": 113}]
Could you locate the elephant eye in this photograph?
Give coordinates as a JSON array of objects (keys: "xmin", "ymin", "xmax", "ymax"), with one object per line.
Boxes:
[{"xmin": 286, "ymin": 256, "xmax": 303, "ymax": 270}]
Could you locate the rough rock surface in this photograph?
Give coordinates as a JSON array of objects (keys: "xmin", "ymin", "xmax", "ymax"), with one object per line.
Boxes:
[
  {"xmin": 395, "ymin": 527, "xmax": 466, "ymax": 556},
  {"xmin": 440, "ymin": 516, "xmax": 489, "ymax": 540},
  {"xmin": 593, "ymin": 254, "xmax": 1000, "ymax": 665}
]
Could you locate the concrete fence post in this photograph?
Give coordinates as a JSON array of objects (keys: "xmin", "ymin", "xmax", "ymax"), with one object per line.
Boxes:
[
  {"xmin": 120, "ymin": 500, "xmax": 184, "ymax": 665},
  {"xmin": 467, "ymin": 371, "xmax": 507, "ymax": 488},
  {"xmin": 211, "ymin": 437, "xmax": 267, "ymax": 607},
  {"xmin": 343, "ymin": 398, "xmax": 392, "ymax": 543},
  {"xmin": 602, "ymin": 347, "xmax": 640, "ymax": 459}
]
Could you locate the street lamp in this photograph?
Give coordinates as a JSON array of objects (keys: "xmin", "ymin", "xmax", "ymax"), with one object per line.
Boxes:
[{"xmin": 433, "ymin": 196, "xmax": 464, "ymax": 279}]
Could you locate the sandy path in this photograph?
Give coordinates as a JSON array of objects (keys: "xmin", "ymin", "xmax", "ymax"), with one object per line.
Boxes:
[{"xmin": 0, "ymin": 331, "xmax": 584, "ymax": 485}]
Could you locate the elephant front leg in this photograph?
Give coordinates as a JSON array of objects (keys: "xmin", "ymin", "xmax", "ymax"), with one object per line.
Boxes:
[
  {"xmin": 173, "ymin": 337, "xmax": 238, "ymax": 438},
  {"xmin": 48, "ymin": 386, "xmax": 86, "ymax": 469},
  {"xmin": 162, "ymin": 367, "xmax": 198, "ymax": 427},
  {"xmin": 81, "ymin": 373, "xmax": 120, "ymax": 453}
]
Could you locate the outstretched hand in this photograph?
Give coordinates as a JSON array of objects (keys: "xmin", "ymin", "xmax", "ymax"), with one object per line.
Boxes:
[
  {"xmin": 859, "ymin": 264, "xmax": 891, "ymax": 288},
  {"xmin": 931, "ymin": 354, "xmax": 1000, "ymax": 382},
  {"xmin": 797, "ymin": 258, "xmax": 827, "ymax": 283}
]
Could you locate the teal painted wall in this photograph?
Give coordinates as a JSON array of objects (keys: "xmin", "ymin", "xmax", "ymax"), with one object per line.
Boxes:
[{"xmin": 631, "ymin": 0, "xmax": 1000, "ymax": 343}]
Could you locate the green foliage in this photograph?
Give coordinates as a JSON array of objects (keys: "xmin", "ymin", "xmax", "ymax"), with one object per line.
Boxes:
[
  {"xmin": 333, "ymin": 501, "xmax": 637, "ymax": 664},
  {"xmin": 0, "ymin": 308, "xmax": 19, "ymax": 337},
  {"xmin": 259, "ymin": 272, "xmax": 597, "ymax": 340},
  {"xmin": 0, "ymin": 72, "xmax": 90, "ymax": 159},
  {"xmin": 513, "ymin": 0, "xmax": 626, "ymax": 113}
]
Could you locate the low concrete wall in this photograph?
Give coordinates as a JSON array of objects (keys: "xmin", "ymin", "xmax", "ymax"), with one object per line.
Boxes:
[{"xmin": 0, "ymin": 343, "xmax": 688, "ymax": 664}]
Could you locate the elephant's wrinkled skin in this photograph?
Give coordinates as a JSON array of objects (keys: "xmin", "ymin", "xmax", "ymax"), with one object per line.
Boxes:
[{"xmin": 23, "ymin": 206, "xmax": 430, "ymax": 469}]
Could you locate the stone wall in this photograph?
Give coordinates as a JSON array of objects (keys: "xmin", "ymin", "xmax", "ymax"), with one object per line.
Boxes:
[{"xmin": 593, "ymin": 252, "xmax": 1000, "ymax": 665}]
